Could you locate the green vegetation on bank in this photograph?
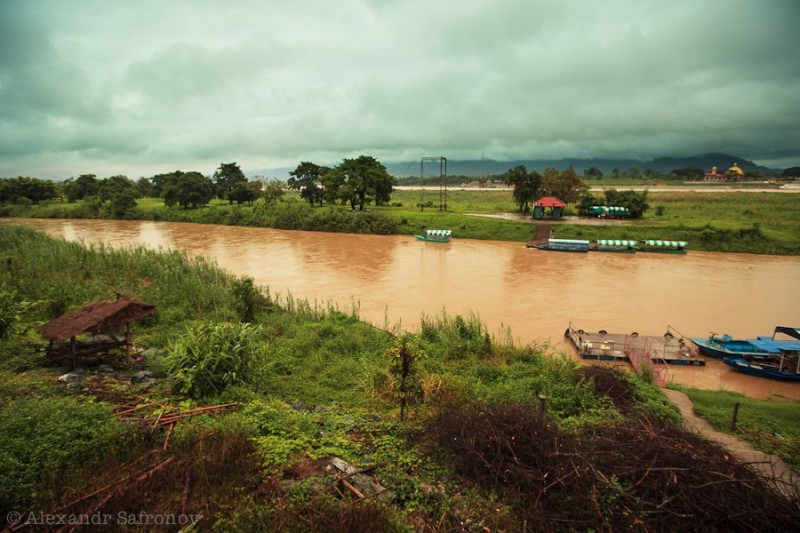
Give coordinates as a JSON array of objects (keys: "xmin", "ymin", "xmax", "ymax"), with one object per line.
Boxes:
[
  {"xmin": 672, "ymin": 386, "xmax": 800, "ymax": 470},
  {"xmin": 2, "ymin": 187, "xmax": 800, "ymax": 254},
  {"xmin": 2, "ymin": 164, "xmax": 800, "ymax": 254},
  {"xmin": 3, "ymin": 223, "xmax": 796, "ymax": 530}
]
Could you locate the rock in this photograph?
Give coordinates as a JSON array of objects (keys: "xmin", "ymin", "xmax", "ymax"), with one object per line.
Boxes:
[
  {"xmin": 131, "ymin": 370, "xmax": 153, "ymax": 384},
  {"xmin": 142, "ymin": 348, "xmax": 165, "ymax": 358},
  {"xmin": 96, "ymin": 364, "xmax": 115, "ymax": 375},
  {"xmin": 136, "ymin": 378, "xmax": 158, "ymax": 390},
  {"xmin": 58, "ymin": 373, "xmax": 81, "ymax": 384},
  {"xmin": 420, "ymin": 482, "xmax": 442, "ymax": 495}
]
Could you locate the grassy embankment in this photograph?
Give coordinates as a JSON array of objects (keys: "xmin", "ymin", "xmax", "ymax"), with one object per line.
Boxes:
[
  {"xmin": 671, "ymin": 386, "xmax": 800, "ymax": 470},
  {"xmin": 1, "ymin": 223, "xmax": 798, "ymax": 531},
  {"xmin": 2, "ymin": 187, "xmax": 799, "ymax": 254}
]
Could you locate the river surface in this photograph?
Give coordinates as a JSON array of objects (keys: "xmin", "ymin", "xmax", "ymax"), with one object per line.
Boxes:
[{"xmin": 5, "ymin": 218, "xmax": 800, "ymax": 400}]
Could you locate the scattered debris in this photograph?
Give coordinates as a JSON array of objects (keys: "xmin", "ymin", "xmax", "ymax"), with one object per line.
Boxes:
[
  {"xmin": 113, "ymin": 401, "xmax": 239, "ymax": 451},
  {"xmin": 326, "ymin": 457, "xmax": 389, "ymax": 501}
]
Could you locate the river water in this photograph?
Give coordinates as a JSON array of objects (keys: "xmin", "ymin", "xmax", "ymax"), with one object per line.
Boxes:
[{"xmin": 5, "ymin": 218, "xmax": 800, "ymax": 400}]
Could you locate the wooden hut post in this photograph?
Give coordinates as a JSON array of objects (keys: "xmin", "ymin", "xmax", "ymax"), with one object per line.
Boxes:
[
  {"xmin": 70, "ymin": 336, "xmax": 77, "ymax": 370},
  {"xmin": 125, "ymin": 322, "xmax": 132, "ymax": 360}
]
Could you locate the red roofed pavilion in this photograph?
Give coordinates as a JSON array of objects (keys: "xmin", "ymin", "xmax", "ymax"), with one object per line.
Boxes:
[{"xmin": 533, "ymin": 196, "xmax": 566, "ymax": 220}]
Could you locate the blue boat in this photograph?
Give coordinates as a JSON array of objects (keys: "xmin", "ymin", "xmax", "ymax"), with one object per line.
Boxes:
[
  {"xmin": 695, "ymin": 327, "xmax": 800, "ymax": 381},
  {"xmin": 526, "ymin": 238, "xmax": 590, "ymax": 252},
  {"xmin": 691, "ymin": 333, "xmax": 772, "ymax": 359},
  {"xmin": 723, "ymin": 355, "xmax": 800, "ymax": 382}
]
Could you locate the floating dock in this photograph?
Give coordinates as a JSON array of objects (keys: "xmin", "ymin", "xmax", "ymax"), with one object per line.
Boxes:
[{"xmin": 565, "ymin": 324, "xmax": 706, "ymax": 366}]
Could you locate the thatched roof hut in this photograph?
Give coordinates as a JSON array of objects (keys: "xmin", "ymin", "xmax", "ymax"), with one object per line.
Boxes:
[{"xmin": 39, "ymin": 294, "xmax": 155, "ymax": 365}]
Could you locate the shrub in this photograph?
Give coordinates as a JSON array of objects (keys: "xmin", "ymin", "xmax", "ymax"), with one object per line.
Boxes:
[
  {"xmin": 0, "ymin": 397, "xmax": 131, "ymax": 512},
  {"xmin": 165, "ymin": 322, "xmax": 264, "ymax": 398},
  {"xmin": 0, "ymin": 288, "xmax": 36, "ymax": 339}
]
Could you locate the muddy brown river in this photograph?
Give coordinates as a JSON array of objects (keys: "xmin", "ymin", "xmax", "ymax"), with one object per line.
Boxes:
[{"xmin": 5, "ymin": 218, "xmax": 800, "ymax": 400}]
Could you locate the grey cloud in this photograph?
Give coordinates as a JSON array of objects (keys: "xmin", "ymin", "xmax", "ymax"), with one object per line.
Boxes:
[{"xmin": 1, "ymin": 0, "xmax": 799, "ymax": 179}]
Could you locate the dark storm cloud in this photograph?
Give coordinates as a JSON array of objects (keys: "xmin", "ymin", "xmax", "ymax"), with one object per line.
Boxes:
[{"xmin": 1, "ymin": 0, "xmax": 798, "ymax": 178}]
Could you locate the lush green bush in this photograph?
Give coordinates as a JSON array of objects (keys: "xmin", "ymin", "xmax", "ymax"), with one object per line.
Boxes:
[
  {"xmin": 0, "ymin": 288, "xmax": 36, "ymax": 339},
  {"xmin": 0, "ymin": 397, "xmax": 131, "ymax": 513},
  {"xmin": 165, "ymin": 322, "xmax": 265, "ymax": 399},
  {"xmin": 235, "ymin": 399, "xmax": 363, "ymax": 472}
]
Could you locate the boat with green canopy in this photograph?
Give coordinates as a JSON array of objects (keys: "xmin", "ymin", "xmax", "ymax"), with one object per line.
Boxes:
[
  {"xmin": 415, "ymin": 229, "xmax": 452, "ymax": 243},
  {"xmin": 587, "ymin": 205, "xmax": 629, "ymax": 219},
  {"xmin": 640, "ymin": 240, "xmax": 688, "ymax": 254},
  {"xmin": 592, "ymin": 239, "xmax": 638, "ymax": 253}
]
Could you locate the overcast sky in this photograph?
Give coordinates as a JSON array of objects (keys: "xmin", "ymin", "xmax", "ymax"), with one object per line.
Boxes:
[{"xmin": 1, "ymin": 0, "xmax": 799, "ymax": 179}]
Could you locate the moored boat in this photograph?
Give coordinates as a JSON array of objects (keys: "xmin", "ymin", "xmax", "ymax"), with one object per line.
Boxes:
[
  {"xmin": 640, "ymin": 240, "xmax": 688, "ymax": 253},
  {"xmin": 723, "ymin": 355, "xmax": 800, "ymax": 381},
  {"xmin": 415, "ymin": 229, "xmax": 452, "ymax": 243},
  {"xmin": 692, "ymin": 327, "xmax": 800, "ymax": 360},
  {"xmin": 527, "ymin": 238, "xmax": 590, "ymax": 252},
  {"xmin": 691, "ymin": 333, "xmax": 772, "ymax": 359},
  {"xmin": 587, "ymin": 205, "xmax": 630, "ymax": 219},
  {"xmin": 591, "ymin": 239, "xmax": 638, "ymax": 253}
]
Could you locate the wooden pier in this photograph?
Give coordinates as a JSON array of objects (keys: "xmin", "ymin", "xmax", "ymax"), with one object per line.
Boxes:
[{"xmin": 565, "ymin": 324, "xmax": 706, "ymax": 367}]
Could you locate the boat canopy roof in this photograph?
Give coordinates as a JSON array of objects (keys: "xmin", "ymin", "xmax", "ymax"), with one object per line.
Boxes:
[
  {"xmin": 774, "ymin": 326, "xmax": 800, "ymax": 341},
  {"xmin": 750, "ymin": 338, "xmax": 800, "ymax": 353},
  {"xmin": 548, "ymin": 238, "xmax": 589, "ymax": 245},
  {"xmin": 590, "ymin": 205, "xmax": 629, "ymax": 213},
  {"xmin": 643, "ymin": 240, "xmax": 688, "ymax": 248},
  {"xmin": 426, "ymin": 229, "xmax": 451, "ymax": 236},
  {"xmin": 596, "ymin": 239, "xmax": 637, "ymax": 246}
]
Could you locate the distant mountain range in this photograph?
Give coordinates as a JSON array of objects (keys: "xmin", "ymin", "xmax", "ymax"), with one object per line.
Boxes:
[
  {"xmin": 248, "ymin": 153, "xmax": 774, "ymax": 178},
  {"xmin": 383, "ymin": 153, "xmax": 773, "ymax": 177}
]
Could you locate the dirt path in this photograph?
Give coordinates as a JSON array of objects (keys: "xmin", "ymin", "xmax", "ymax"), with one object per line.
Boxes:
[{"xmin": 663, "ymin": 389, "xmax": 799, "ymax": 497}]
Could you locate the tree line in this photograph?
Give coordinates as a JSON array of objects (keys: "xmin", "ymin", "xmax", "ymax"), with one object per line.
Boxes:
[
  {"xmin": 0, "ymin": 155, "xmax": 396, "ymax": 213},
  {"xmin": 2, "ymin": 157, "xmax": 652, "ymax": 219},
  {"xmin": 502, "ymin": 165, "xmax": 650, "ymax": 219}
]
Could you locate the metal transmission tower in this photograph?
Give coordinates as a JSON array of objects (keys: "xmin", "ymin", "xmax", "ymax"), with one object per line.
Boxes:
[{"xmin": 419, "ymin": 156, "xmax": 448, "ymax": 211}]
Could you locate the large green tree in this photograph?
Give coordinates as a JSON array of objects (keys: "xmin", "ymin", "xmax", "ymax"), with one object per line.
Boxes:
[
  {"xmin": 287, "ymin": 162, "xmax": 328, "ymax": 206},
  {"xmin": 98, "ymin": 175, "xmax": 138, "ymax": 202},
  {"xmin": 213, "ymin": 162, "xmax": 247, "ymax": 204},
  {"xmin": 136, "ymin": 177, "xmax": 154, "ymax": 198},
  {"xmin": 503, "ymin": 165, "xmax": 542, "ymax": 213},
  {"xmin": 229, "ymin": 180, "xmax": 261, "ymax": 205},
  {"xmin": 540, "ymin": 166, "xmax": 587, "ymax": 203},
  {"xmin": 162, "ymin": 171, "xmax": 214, "ymax": 208},
  {"xmin": 584, "ymin": 166, "xmax": 604, "ymax": 178},
  {"xmin": 64, "ymin": 174, "xmax": 99, "ymax": 202},
  {"xmin": 603, "ymin": 188, "xmax": 650, "ymax": 218},
  {"xmin": 105, "ymin": 189, "xmax": 138, "ymax": 217},
  {"xmin": 261, "ymin": 178, "xmax": 286, "ymax": 205},
  {"xmin": 0, "ymin": 177, "xmax": 57, "ymax": 204},
  {"xmin": 324, "ymin": 156, "xmax": 395, "ymax": 211}
]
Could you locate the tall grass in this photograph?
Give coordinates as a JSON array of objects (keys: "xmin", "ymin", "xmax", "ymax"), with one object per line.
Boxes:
[{"xmin": 0, "ymin": 224, "xmax": 254, "ymax": 340}]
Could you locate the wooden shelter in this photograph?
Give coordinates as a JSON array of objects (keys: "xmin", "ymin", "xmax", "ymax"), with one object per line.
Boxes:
[{"xmin": 38, "ymin": 294, "xmax": 156, "ymax": 367}]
